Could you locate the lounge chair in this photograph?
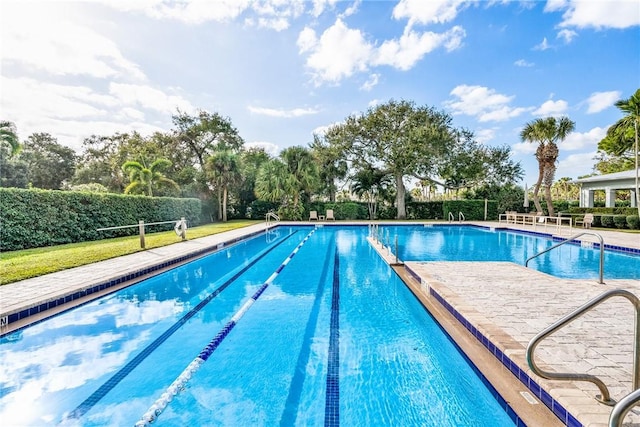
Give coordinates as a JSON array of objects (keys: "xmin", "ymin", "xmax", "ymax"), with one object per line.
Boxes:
[
  {"xmin": 576, "ymin": 213, "xmax": 594, "ymax": 228},
  {"xmin": 326, "ymin": 209, "xmax": 335, "ymax": 221},
  {"xmin": 309, "ymin": 210, "xmax": 318, "ymax": 221}
]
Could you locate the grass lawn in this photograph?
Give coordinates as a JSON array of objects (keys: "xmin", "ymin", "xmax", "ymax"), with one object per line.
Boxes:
[{"xmin": 0, "ymin": 220, "xmax": 261, "ymax": 285}]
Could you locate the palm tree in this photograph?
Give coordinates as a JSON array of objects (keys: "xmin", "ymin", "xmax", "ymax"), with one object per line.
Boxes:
[
  {"xmin": 608, "ymin": 89, "xmax": 640, "ymax": 217},
  {"xmin": 206, "ymin": 150, "xmax": 241, "ymax": 222},
  {"xmin": 1, "ymin": 121, "xmax": 20, "ymax": 156},
  {"xmin": 520, "ymin": 116, "xmax": 575, "ymax": 216},
  {"xmin": 122, "ymin": 158, "xmax": 179, "ymax": 196},
  {"xmin": 350, "ymin": 166, "xmax": 392, "ymax": 220},
  {"xmin": 254, "ymin": 159, "xmax": 294, "ymax": 202},
  {"xmin": 280, "ymin": 146, "xmax": 319, "ymax": 208},
  {"xmin": 254, "ymin": 147, "xmax": 319, "ymax": 220}
]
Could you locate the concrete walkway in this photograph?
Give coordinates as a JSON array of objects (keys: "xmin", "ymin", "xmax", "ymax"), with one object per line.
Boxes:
[{"xmin": 0, "ymin": 223, "xmax": 270, "ymax": 332}]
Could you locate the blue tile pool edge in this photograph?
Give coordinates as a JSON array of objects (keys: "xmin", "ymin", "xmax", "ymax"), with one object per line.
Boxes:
[
  {"xmin": 473, "ymin": 224, "xmax": 640, "ymax": 256},
  {"xmin": 0, "ymin": 228, "xmax": 268, "ymax": 334},
  {"xmin": 403, "ymin": 263, "xmax": 583, "ymax": 427}
]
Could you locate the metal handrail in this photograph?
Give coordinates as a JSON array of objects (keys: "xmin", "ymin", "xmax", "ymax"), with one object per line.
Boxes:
[
  {"xmin": 609, "ymin": 387, "xmax": 640, "ymax": 427},
  {"xmin": 525, "ymin": 231, "xmax": 605, "ymax": 284},
  {"xmin": 527, "ymin": 288, "xmax": 640, "ymax": 406},
  {"xmin": 458, "ymin": 211, "xmax": 465, "ymax": 222},
  {"xmin": 448, "ymin": 212, "xmax": 454, "ymax": 222},
  {"xmin": 265, "ymin": 212, "xmax": 280, "ymax": 228}
]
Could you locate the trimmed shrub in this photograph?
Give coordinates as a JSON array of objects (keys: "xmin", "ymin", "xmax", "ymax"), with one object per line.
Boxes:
[
  {"xmin": 324, "ymin": 202, "xmax": 368, "ymax": 220},
  {"xmin": 626, "ymin": 215, "xmax": 640, "ymax": 230},
  {"xmin": 613, "ymin": 215, "xmax": 628, "ymax": 229},
  {"xmin": 248, "ymin": 200, "xmax": 279, "ymax": 220},
  {"xmin": 443, "ymin": 200, "xmax": 498, "ymax": 221},
  {"xmin": 406, "ymin": 202, "xmax": 443, "ymax": 220},
  {"xmin": 600, "ymin": 215, "xmax": 615, "ymax": 228},
  {"xmin": 0, "ymin": 188, "xmax": 201, "ymax": 251}
]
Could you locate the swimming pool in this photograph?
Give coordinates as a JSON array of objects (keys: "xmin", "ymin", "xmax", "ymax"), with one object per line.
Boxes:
[
  {"xmin": 0, "ymin": 226, "xmax": 519, "ymax": 426},
  {"xmin": 379, "ymin": 224, "xmax": 640, "ymax": 280}
]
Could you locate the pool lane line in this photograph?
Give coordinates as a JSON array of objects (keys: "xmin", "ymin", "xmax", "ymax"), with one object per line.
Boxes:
[
  {"xmin": 135, "ymin": 228, "xmax": 318, "ymax": 427},
  {"xmin": 62, "ymin": 230, "xmax": 299, "ymax": 423},
  {"xmin": 279, "ymin": 234, "xmax": 335, "ymax": 426},
  {"xmin": 324, "ymin": 247, "xmax": 340, "ymax": 427}
]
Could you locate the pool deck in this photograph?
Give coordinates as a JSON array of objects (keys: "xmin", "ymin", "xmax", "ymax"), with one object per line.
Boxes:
[{"xmin": 1, "ymin": 221, "xmax": 639, "ymax": 426}]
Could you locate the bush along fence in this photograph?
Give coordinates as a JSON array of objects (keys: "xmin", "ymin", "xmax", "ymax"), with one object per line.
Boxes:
[
  {"xmin": 0, "ymin": 188, "xmax": 201, "ymax": 251},
  {"xmin": 261, "ymin": 200, "xmax": 499, "ymax": 222},
  {"xmin": 567, "ymin": 207, "xmax": 640, "ymax": 230}
]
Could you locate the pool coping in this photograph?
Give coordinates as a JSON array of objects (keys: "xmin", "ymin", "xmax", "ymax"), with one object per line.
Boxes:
[
  {"xmin": 2, "ymin": 221, "xmax": 638, "ymax": 335},
  {"xmin": 0, "ymin": 224, "xmax": 271, "ymax": 335}
]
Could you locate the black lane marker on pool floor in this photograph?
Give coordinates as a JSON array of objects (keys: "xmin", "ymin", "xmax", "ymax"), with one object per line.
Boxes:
[
  {"xmin": 63, "ymin": 231, "xmax": 299, "ymax": 422},
  {"xmin": 279, "ymin": 234, "xmax": 335, "ymax": 426},
  {"xmin": 324, "ymin": 247, "xmax": 340, "ymax": 427}
]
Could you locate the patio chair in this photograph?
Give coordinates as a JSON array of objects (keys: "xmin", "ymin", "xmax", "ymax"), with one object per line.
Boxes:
[
  {"xmin": 309, "ymin": 210, "xmax": 318, "ymax": 221},
  {"xmin": 326, "ymin": 209, "xmax": 335, "ymax": 221},
  {"xmin": 576, "ymin": 213, "xmax": 594, "ymax": 228}
]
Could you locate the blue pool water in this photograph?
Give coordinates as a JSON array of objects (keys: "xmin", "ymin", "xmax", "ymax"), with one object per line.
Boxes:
[
  {"xmin": 381, "ymin": 224, "xmax": 640, "ymax": 280},
  {"xmin": 0, "ymin": 226, "xmax": 519, "ymax": 426}
]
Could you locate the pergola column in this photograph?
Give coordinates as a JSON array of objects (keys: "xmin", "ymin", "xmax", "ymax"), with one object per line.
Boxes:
[
  {"xmin": 631, "ymin": 189, "xmax": 637, "ymax": 208},
  {"xmin": 581, "ymin": 189, "xmax": 594, "ymax": 207},
  {"xmin": 605, "ymin": 188, "xmax": 616, "ymax": 207}
]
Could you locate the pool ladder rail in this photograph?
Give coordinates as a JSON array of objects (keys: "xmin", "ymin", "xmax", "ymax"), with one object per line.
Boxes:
[
  {"xmin": 447, "ymin": 211, "xmax": 465, "ymax": 222},
  {"xmin": 526, "ymin": 288, "xmax": 640, "ymax": 426},
  {"xmin": 525, "ymin": 231, "xmax": 605, "ymax": 284},
  {"xmin": 265, "ymin": 211, "xmax": 280, "ymax": 229}
]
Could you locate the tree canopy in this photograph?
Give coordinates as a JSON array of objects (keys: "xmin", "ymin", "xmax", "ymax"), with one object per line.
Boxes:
[{"xmin": 321, "ymin": 99, "xmax": 522, "ymax": 219}]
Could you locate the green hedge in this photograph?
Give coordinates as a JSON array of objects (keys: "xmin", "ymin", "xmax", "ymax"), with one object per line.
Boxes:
[
  {"xmin": 0, "ymin": 188, "xmax": 201, "ymax": 251},
  {"xmin": 569, "ymin": 207, "xmax": 637, "ymax": 215},
  {"xmin": 568, "ymin": 207, "xmax": 640, "ymax": 230},
  {"xmin": 302, "ymin": 200, "xmax": 497, "ymax": 221},
  {"xmin": 442, "ymin": 200, "xmax": 499, "ymax": 221}
]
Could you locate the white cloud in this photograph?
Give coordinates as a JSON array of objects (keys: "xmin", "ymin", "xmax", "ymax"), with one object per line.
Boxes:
[
  {"xmin": 341, "ymin": 0, "xmax": 361, "ymax": 17},
  {"xmin": 109, "ymin": 83, "xmax": 195, "ymax": 114},
  {"xmin": 361, "ymin": 74, "xmax": 380, "ymax": 91},
  {"xmin": 444, "ymin": 85, "xmax": 529, "ymax": 122},
  {"xmin": 300, "ymin": 19, "xmax": 465, "ymax": 84},
  {"xmin": 392, "ymin": 0, "xmax": 470, "ymax": 27},
  {"xmin": 585, "ymin": 91, "xmax": 621, "ymax": 114},
  {"xmin": 244, "ymin": 141, "xmax": 281, "ymax": 156},
  {"xmin": 556, "ymin": 28, "xmax": 577, "ymax": 43},
  {"xmin": 311, "ymin": 0, "xmax": 338, "ymax": 17},
  {"xmin": 248, "ymin": 106, "xmax": 319, "ymax": 118},
  {"xmin": 549, "ymin": 0, "xmax": 640, "ymax": 29},
  {"xmin": 297, "ymin": 27, "xmax": 318, "ymax": 53},
  {"xmin": 0, "ymin": 76, "xmax": 186, "ymax": 151},
  {"xmin": 368, "ymin": 99, "xmax": 382, "ymax": 108},
  {"xmin": 556, "ymin": 151, "xmax": 598, "ymax": 179},
  {"xmin": 95, "ymin": 0, "xmax": 251, "ymax": 24},
  {"xmin": 559, "ymin": 127, "xmax": 607, "ymax": 151},
  {"xmin": 1, "ymin": 2, "xmax": 145, "ymax": 80},
  {"xmin": 512, "ymin": 140, "xmax": 538, "ymax": 155},
  {"xmin": 533, "ymin": 37, "xmax": 551, "ymax": 51},
  {"xmin": 514, "ymin": 59, "xmax": 534, "ymax": 67},
  {"xmin": 532, "ymin": 99, "xmax": 569, "ymax": 116},
  {"xmin": 375, "ymin": 26, "xmax": 465, "ymax": 70},
  {"xmin": 303, "ymin": 19, "xmax": 374, "ymax": 84},
  {"xmin": 474, "ymin": 128, "xmax": 497, "ymax": 144}
]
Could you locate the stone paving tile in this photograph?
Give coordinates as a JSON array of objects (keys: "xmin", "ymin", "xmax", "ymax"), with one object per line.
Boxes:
[
  {"xmin": 405, "ymin": 260, "xmax": 640, "ymax": 427},
  {"xmin": 0, "ymin": 223, "xmax": 269, "ymax": 318}
]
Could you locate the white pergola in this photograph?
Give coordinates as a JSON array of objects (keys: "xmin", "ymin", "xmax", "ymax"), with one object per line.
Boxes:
[{"xmin": 574, "ymin": 168, "xmax": 639, "ymax": 208}]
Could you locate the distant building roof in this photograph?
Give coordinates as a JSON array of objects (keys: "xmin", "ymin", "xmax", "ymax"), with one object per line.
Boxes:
[{"xmin": 574, "ymin": 168, "xmax": 640, "ymax": 184}]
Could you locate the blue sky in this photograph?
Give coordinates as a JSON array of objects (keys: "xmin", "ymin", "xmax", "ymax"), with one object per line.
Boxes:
[{"xmin": 1, "ymin": 0, "xmax": 639, "ymax": 188}]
